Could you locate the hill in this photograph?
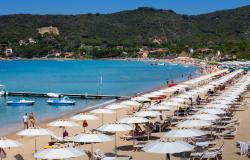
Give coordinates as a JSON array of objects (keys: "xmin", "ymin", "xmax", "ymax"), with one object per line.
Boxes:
[{"xmin": 0, "ymin": 6, "xmax": 250, "ymax": 59}]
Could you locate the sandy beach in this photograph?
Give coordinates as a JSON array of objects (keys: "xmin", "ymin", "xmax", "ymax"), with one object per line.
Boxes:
[{"xmin": 1, "ymin": 68, "xmax": 250, "ymax": 160}]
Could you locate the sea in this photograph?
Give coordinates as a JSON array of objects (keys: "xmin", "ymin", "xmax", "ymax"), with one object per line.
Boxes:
[{"xmin": 0, "ymin": 60, "xmax": 199, "ymax": 135}]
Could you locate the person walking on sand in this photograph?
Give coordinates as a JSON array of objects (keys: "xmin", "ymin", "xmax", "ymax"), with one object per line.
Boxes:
[
  {"xmin": 22, "ymin": 113, "xmax": 28, "ymax": 129},
  {"xmin": 29, "ymin": 112, "xmax": 35, "ymax": 127}
]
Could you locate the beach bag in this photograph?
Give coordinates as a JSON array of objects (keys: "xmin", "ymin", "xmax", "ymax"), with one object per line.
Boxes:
[{"xmin": 82, "ymin": 120, "xmax": 88, "ymax": 128}]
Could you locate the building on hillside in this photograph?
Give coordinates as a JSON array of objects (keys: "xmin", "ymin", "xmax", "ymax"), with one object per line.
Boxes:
[
  {"xmin": 28, "ymin": 38, "xmax": 36, "ymax": 44},
  {"xmin": 38, "ymin": 26, "xmax": 59, "ymax": 35},
  {"xmin": 5, "ymin": 48, "xmax": 13, "ymax": 56}
]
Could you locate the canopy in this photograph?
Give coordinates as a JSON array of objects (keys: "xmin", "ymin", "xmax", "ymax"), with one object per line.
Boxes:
[
  {"xmin": 177, "ymin": 120, "xmax": 212, "ymax": 128},
  {"xmin": 164, "ymin": 129, "xmax": 206, "ymax": 138},
  {"xmin": 143, "ymin": 140, "xmax": 194, "ymax": 154},
  {"xmin": 70, "ymin": 113, "xmax": 98, "ymax": 121},
  {"xmin": 48, "ymin": 119, "xmax": 79, "ymax": 127},
  {"xmin": 34, "ymin": 146, "xmax": 85, "ymax": 159},
  {"xmin": 0, "ymin": 137, "xmax": 22, "ymax": 148},
  {"xmin": 118, "ymin": 116, "xmax": 149, "ymax": 124},
  {"xmin": 134, "ymin": 111, "xmax": 162, "ymax": 117}
]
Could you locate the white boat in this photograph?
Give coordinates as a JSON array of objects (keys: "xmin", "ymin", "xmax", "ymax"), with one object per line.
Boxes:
[
  {"xmin": 47, "ymin": 93, "xmax": 60, "ymax": 98},
  {"xmin": 7, "ymin": 99, "xmax": 35, "ymax": 106},
  {"xmin": 157, "ymin": 63, "xmax": 165, "ymax": 66},
  {"xmin": 47, "ymin": 96, "xmax": 75, "ymax": 106}
]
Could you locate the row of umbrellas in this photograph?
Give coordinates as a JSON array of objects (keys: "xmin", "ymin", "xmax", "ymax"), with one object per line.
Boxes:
[{"xmin": 1, "ymin": 69, "xmax": 246, "ymax": 160}]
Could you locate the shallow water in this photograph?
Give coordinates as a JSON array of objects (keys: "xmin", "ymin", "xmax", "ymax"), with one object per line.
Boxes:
[{"xmin": 0, "ymin": 60, "xmax": 199, "ymax": 135}]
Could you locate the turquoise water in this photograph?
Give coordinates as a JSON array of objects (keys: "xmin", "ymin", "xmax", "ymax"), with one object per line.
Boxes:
[{"xmin": 0, "ymin": 60, "xmax": 199, "ymax": 135}]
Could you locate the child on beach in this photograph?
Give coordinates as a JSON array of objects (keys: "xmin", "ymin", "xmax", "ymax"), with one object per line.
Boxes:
[
  {"xmin": 29, "ymin": 112, "xmax": 35, "ymax": 127},
  {"xmin": 22, "ymin": 113, "xmax": 28, "ymax": 129}
]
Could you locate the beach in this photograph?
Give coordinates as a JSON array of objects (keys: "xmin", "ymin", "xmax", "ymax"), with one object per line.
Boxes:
[{"xmin": 0, "ymin": 67, "xmax": 248, "ymax": 160}]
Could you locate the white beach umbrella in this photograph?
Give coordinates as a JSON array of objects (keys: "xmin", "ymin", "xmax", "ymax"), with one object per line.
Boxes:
[
  {"xmin": 73, "ymin": 132, "xmax": 112, "ymax": 158},
  {"xmin": 164, "ymin": 129, "xmax": 206, "ymax": 138},
  {"xmin": 198, "ymin": 109, "xmax": 226, "ymax": 115},
  {"xmin": 160, "ymin": 101, "xmax": 182, "ymax": 107},
  {"xmin": 105, "ymin": 103, "xmax": 128, "ymax": 110},
  {"xmin": 170, "ymin": 98, "xmax": 187, "ymax": 104},
  {"xmin": 48, "ymin": 119, "xmax": 79, "ymax": 127},
  {"xmin": 118, "ymin": 116, "xmax": 149, "ymax": 124},
  {"xmin": 190, "ymin": 114, "xmax": 220, "ymax": 121},
  {"xmin": 132, "ymin": 96, "xmax": 151, "ymax": 102},
  {"xmin": 205, "ymin": 104, "xmax": 231, "ymax": 109},
  {"xmin": 90, "ymin": 108, "xmax": 115, "ymax": 125},
  {"xmin": 177, "ymin": 120, "xmax": 212, "ymax": 128},
  {"xmin": 96, "ymin": 123, "xmax": 132, "ymax": 156},
  {"xmin": 48, "ymin": 119, "xmax": 79, "ymax": 136},
  {"xmin": 143, "ymin": 140, "xmax": 194, "ymax": 160},
  {"xmin": 120, "ymin": 100, "xmax": 141, "ymax": 106},
  {"xmin": 0, "ymin": 137, "xmax": 22, "ymax": 148},
  {"xmin": 148, "ymin": 104, "xmax": 171, "ymax": 111},
  {"xmin": 70, "ymin": 113, "xmax": 98, "ymax": 121},
  {"xmin": 134, "ymin": 110, "xmax": 162, "ymax": 117},
  {"xmin": 34, "ymin": 146, "xmax": 85, "ymax": 159},
  {"xmin": 105, "ymin": 103, "xmax": 128, "ymax": 121},
  {"xmin": 70, "ymin": 113, "xmax": 98, "ymax": 132},
  {"xmin": 16, "ymin": 127, "xmax": 53, "ymax": 152}
]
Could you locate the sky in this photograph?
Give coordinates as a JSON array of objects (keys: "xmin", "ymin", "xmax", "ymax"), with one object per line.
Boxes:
[{"xmin": 0, "ymin": 0, "xmax": 250, "ymax": 15}]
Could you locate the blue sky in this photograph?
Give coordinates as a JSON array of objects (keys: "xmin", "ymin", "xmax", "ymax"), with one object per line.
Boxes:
[{"xmin": 0, "ymin": 0, "xmax": 250, "ymax": 15}]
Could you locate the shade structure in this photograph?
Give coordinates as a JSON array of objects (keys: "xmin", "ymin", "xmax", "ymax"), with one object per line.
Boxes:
[
  {"xmin": 0, "ymin": 137, "xmax": 22, "ymax": 148},
  {"xmin": 73, "ymin": 132, "xmax": 112, "ymax": 159},
  {"xmin": 105, "ymin": 103, "xmax": 129, "ymax": 121},
  {"xmin": 164, "ymin": 129, "xmax": 206, "ymax": 138},
  {"xmin": 143, "ymin": 140, "xmax": 194, "ymax": 154},
  {"xmin": 34, "ymin": 146, "xmax": 85, "ymax": 159},
  {"xmin": 96, "ymin": 123, "xmax": 133, "ymax": 132},
  {"xmin": 16, "ymin": 127, "xmax": 53, "ymax": 152},
  {"xmin": 90, "ymin": 108, "xmax": 115, "ymax": 114},
  {"xmin": 190, "ymin": 114, "xmax": 220, "ymax": 121},
  {"xmin": 198, "ymin": 109, "xmax": 226, "ymax": 115},
  {"xmin": 48, "ymin": 119, "xmax": 79, "ymax": 127},
  {"xmin": 132, "ymin": 96, "xmax": 151, "ymax": 102},
  {"xmin": 177, "ymin": 120, "xmax": 212, "ymax": 128},
  {"xmin": 169, "ymin": 98, "xmax": 187, "ymax": 104},
  {"xmin": 105, "ymin": 103, "xmax": 128, "ymax": 110},
  {"xmin": 148, "ymin": 104, "xmax": 171, "ymax": 111},
  {"xmin": 205, "ymin": 104, "xmax": 231, "ymax": 109},
  {"xmin": 90, "ymin": 109, "xmax": 115, "ymax": 125},
  {"xmin": 120, "ymin": 100, "xmax": 141, "ymax": 106},
  {"xmin": 96, "ymin": 123, "xmax": 132, "ymax": 156},
  {"xmin": 160, "ymin": 101, "xmax": 182, "ymax": 107},
  {"xmin": 151, "ymin": 91, "xmax": 167, "ymax": 96},
  {"xmin": 134, "ymin": 111, "xmax": 162, "ymax": 117},
  {"xmin": 16, "ymin": 127, "xmax": 53, "ymax": 136},
  {"xmin": 70, "ymin": 113, "xmax": 98, "ymax": 121},
  {"xmin": 73, "ymin": 133, "xmax": 112, "ymax": 143},
  {"xmin": 118, "ymin": 116, "xmax": 149, "ymax": 124}
]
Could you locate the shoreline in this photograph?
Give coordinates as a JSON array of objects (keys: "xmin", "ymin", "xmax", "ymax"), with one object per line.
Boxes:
[
  {"xmin": 0, "ymin": 57, "xmax": 206, "ymax": 67},
  {"xmin": 4, "ymin": 69, "xmax": 200, "ymax": 138}
]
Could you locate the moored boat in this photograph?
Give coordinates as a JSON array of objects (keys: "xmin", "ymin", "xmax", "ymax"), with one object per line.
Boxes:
[
  {"xmin": 47, "ymin": 96, "xmax": 75, "ymax": 105},
  {"xmin": 7, "ymin": 99, "xmax": 35, "ymax": 106}
]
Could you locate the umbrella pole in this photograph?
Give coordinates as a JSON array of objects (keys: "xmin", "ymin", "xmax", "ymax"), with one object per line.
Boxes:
[
  {"xmin": 115, "ymin": 111, "xmax": 118, "ymax": 122},
  {"xmin": 102, "ymin": 113, "xmax": 104, "ymax": 125},
  {"xmin": 91, "ymin": 143, "xmax": 94, "ymax": 160},
  {"xmin": 34, "ymin": 136, "xmax": 37, "ymax": 152},
  {"xmin": 115, "ymin": 133, "xmax": 117, "ymax": 156}
]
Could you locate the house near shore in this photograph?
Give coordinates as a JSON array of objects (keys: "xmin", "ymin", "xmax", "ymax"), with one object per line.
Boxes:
[
  {"xmin": 4, "ymin": 48, "xmax": 13, "ymax": 56},
  {"xmin": 138, "ymin": 48, "xmax": 169, "ymax": 58}
]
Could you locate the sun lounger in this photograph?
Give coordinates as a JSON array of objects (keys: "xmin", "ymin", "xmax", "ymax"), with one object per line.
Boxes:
[
  {"xmin": 134, "ymin": 141, "xmax": 147, "ymax": 151},
  {"xmin": 120, "ymin": 134, "xmax": 148, "ymax": 141}
]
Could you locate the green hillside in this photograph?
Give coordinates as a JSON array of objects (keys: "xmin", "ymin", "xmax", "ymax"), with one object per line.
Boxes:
[{"xmin": 0, "ymin": 6, "xmax": 250, "ymax": 59}]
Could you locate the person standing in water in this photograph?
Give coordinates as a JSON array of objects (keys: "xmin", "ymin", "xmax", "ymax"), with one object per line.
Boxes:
[
  {"xmin": 29, "ymin": 112, "xmax": 35, "ymax": 127},
  {"xmin": 22, "ymin": 113, "xmax": 28, "ymax": 129}
]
